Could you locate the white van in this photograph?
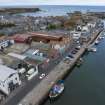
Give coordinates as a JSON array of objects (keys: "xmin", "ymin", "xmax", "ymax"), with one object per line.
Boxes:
[{"xmin": 26, "ymin": 68, "xmax": 38, "ymax": 80}]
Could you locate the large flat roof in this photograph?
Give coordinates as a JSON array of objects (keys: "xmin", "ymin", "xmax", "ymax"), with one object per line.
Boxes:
[
  {"xmin": 8, "ymin": 52, "xmax": 27, "ymax": 60},
  {"xmin": 28, "ymin": 32, "xmax": 63, "ymax": 41},
  {"xmin": 0, "ymin": 65, "xmax": 17, "ymax": 82}
]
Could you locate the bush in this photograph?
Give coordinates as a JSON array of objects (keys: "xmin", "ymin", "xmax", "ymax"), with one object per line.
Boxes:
[{"xmin": 47, "ymin": 24, "xmax": 57, "ymax": 30}]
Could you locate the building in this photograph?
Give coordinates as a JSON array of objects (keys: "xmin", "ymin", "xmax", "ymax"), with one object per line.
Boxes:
[
  {"xmin": 82, "ymin": 26, "xmax": 89, "ymax": 32},
  {"xmin": 0, "ymin": 64, "xmax": 21, "ymax": 95},
  {"xmin": 0, "ymin": 36, "xmax": 14, "ymax": 50},
  {"xmin": 10, "ymin": 34, "xmax": 32, "ymax": 44},
  {"xmin": 28, "ymin": 32, "xmax": 63, "ymax": 43},
  {"xmin": 80, "ymin": 31, "xmax": 91, "ymax": 43},
  {"xmin": 11, "ymin": 32, "xmax": 73, "ymax": 54},
  {"xmin": 28, "ymin": 32, "xmax": 73, "ymax": 54},
  {"xmin": 70, "ymin": 31, "xmax": 81, "ymax": 40},
  {"xmin": 24, "ymin": 49, "xmax": 47, "ymax": 62}
]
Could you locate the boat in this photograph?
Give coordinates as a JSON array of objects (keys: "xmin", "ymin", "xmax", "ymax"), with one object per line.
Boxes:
[
  {"xmin": 91, "ymin": 48, "xmax": 97, "ymax": 52},
  {"xmin": 88, "ymin": 47, "xmax": 97, "ymax": 52},
  {"xmin": 76, "ymin": 58, "xmax": 83, "ymax": 67},
  {"xmin": 49, "ymin": 80, "xmax": 64, "ymax": 99},
  {"xmin": 95, "ymin": 40, "xmax": 99, "ymax": 45}
]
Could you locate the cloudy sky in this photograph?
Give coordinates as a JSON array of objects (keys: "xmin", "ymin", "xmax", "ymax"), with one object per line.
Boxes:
[{"xmin": 0, "ymin": 0, "xmax": 105, "ymax": 6}]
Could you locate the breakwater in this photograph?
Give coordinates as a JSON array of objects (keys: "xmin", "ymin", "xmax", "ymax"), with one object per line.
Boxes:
[{"xmin": 18, "ymin": 29, "xmax": 103, "ymax": 105}]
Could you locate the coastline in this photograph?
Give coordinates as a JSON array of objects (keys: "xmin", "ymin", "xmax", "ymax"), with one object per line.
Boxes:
[{"xmin": 0, "ymin": 8, "xmax": 41, "ymax": 14}]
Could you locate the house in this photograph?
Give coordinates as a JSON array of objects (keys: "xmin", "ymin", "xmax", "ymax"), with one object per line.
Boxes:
[
  {"xmin": 87, "ymin": 22, "xmax": 96, "ymax": 28},
  {"xmin": 0, "ymin": 64, "xmax": 21, "ymax": 95},
  {"xmin": 82, "ymin": 26, "xmax": 89, "ymax": 32},
  {"xmin": 70, "ymin": 31, "xmax": 81, "ymax": 40},
  {"xmin": 0, "ymin": 36, "xmax": 13, "ymax": 50},
  {"xmin": 80, "ymin": 31, "xmax": 91, "ymax": 43}
]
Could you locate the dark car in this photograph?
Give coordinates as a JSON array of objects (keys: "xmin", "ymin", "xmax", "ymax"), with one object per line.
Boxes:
[
  {"xmin": 71, "ymin": 50, "xmax": 78, "ymax": 54},
  {"xmin": 68, "ymin": 53, "xmax": 74, "ymax": 58}
]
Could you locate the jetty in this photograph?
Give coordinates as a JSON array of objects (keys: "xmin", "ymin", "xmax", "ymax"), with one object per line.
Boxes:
[{"xmin": 18, "ymin": 29, "xmax": 104, "ymax": 105}]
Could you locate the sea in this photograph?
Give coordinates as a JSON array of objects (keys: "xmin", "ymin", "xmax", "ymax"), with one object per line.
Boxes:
[{"xmin": 17, "ymin": 5, "xmax": 105, "ymax": 17}]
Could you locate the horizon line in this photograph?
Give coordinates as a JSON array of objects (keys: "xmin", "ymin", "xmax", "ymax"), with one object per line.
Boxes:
[{"xmin": 0, "ymin": 4, "xmax": 105, "ymax": 7}]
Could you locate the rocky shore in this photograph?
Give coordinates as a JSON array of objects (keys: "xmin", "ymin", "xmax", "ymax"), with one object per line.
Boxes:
[{"xmin": 0, "ymin": 8, "xmax": 41, "ymax": 14}]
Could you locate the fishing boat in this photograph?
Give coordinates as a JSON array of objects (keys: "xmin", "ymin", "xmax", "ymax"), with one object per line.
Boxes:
[
  {"xmin": 88, "ymin": 47, "xmax": 97, "ymax": 52},
  {"xmin": 49, "ymin": 80, "xmax": 64, "ymax": 99},
  {"xmin": 95, "ymin": 40, "xmax": 99, "ymax": 45},
  {"xmin": 76, "ymin": 58, "xmax": 83, "ymax": 67},
  {"xmin": 91, "ymin": 48, "xmax": 97, "ymax": 52}
]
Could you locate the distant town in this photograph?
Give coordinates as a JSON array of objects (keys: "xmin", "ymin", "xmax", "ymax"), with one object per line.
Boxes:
[{"xmin": 0, "ymin": 7, "xmax": 105, "ymax": 105}]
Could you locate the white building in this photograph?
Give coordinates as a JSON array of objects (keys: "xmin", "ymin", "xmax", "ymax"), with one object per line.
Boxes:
[
  {"xmin": 70, "ymin": 31, "xmax": 81, "ymax": 40},
  {"xmin": 87, "ymin": 22, "xmax": 96, "ymax": 28},
  {"xmin": 82, "ymin": 26, "xmax": 89, "ymax": 32},
  {"xmin": 0, "ymin": 39, "xmax": 14, "ymax": 50},
  {"xmin": 0, "ymin": 65, "xmax": 21, "ymax": 95},
  {"xmin": 0, "ymin": 40, "xmax": 9, "ymax": 49}
]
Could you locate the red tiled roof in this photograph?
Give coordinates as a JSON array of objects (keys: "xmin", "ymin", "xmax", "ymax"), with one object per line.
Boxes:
[{"xmin": 10, "ymin": 34, "xmax": 31, "ymax": 43}]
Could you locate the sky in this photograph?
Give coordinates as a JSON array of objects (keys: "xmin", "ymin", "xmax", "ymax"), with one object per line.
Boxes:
[{"xmin": 0, "ymin": 0, "xmax": 105, "ymax": 6}]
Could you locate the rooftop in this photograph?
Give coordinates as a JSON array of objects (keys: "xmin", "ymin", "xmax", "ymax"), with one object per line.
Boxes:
[
  {"xmin": 0, "ymin": 64, "xmax": 17, "ymax": 82},
  {"xmin": 24, "ymin": 57, "xmax": 42, "ymax": 66},
  {"xmin": 28, "ymin": 32, "xmax": 63, "ymax": 41}
]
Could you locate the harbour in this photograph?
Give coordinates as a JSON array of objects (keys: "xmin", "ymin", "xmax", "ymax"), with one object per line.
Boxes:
[{"xmin": 0, "ymin": 6, "xmax": 105, "ymax": 105}]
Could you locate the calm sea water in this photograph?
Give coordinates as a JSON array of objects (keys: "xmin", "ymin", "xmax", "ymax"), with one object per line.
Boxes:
[
  {"xmin": 43, "ymin": 23, "xmax": 105, "ymax": 105},
  {"xmin": 20, "ymin": 5, "xmax": 105, "ymax": 17}
]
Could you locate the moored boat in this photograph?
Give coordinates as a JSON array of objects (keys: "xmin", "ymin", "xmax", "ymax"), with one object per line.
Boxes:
[
  {"xmin": 88, "ymin": 47, "xmax": 97, "ymax": 52},
  {"xmin": 95, "ymin": 40, "xmax": 99, "ymax": 45},
  {"xmin": 49, "ymin": 80, "xmax": 64, "ymax": 99},
  {"xmin": 76, "ymin": 58, "xmax": 83, "ymax": 67}
]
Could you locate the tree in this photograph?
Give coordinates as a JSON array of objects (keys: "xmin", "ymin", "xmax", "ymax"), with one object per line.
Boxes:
[{"xmin": 47, "ymin": 24, "xmax": 57, "ymax": 30}]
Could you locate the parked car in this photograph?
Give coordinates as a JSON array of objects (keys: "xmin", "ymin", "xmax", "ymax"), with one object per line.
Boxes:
[
  {"xmin": 68, "ymin": 53, "xmax": 74, "ymax": 58},
  {"xmin": 63, "ymin": 57, "xmax": 71, "ymax": 64},
  {"xmin": 39, "ymin": 73, "xmax": 45, "ymax": 79},
  {"xmin": 65, "ymin": 56, "xmax": 72, "ymax": 60},
  {"xmin": 75, "ymin": 46, "xmax": 81, "ymax": 50},
  {"xmin": 71, "ymin": 50, "xmax": 78, "ymax": 54}
]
